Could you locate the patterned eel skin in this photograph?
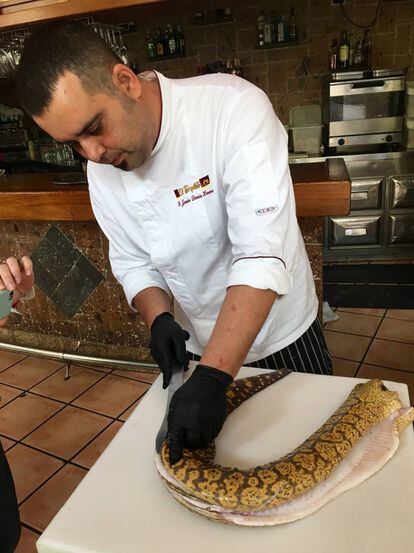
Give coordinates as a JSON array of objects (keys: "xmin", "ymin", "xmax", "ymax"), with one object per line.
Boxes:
[{"xmin": 159, "ymin": 372, "xmax": 413, "ymax": 514}]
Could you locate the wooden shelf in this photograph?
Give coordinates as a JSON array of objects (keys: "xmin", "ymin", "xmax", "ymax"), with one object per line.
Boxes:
[{"xmin": 0, "ymin": 0, "xmax": 166, "ymax": 30}]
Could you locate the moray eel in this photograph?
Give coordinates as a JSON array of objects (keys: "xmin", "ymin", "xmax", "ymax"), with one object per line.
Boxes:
[{"xmin": 155, "ymin": 371, "xmax": 414, "ymax": 526}]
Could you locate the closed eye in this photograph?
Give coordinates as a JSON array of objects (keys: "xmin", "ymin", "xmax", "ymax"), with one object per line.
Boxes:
[{"xmin": 86, "ymin": 122, "xmax": 102, "ymax": 136}]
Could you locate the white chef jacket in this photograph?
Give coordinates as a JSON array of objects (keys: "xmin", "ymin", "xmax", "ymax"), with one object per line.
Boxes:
[{"xmin": 88, "ymin": 71, "xmax": 318, "ymax": 363}]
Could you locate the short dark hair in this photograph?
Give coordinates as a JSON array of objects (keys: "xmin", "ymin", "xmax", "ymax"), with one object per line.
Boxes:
[{"xmin": 16, "ymin": 21, "xmax": 120, "ymax": 116}]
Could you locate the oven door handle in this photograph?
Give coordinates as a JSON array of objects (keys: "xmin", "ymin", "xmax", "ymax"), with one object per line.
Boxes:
[{"xmin": 351, "ymin": 80, "xmax": 385, "ymax": 90}]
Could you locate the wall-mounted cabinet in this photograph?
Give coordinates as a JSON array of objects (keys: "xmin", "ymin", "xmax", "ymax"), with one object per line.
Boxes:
[{"xmin": 0, "ymin": 0, "xmax": 165, "ymax": 29}]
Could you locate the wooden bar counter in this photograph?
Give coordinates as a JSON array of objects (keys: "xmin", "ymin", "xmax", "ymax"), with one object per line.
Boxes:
[{"xmin": 0, "ymin": 158, "xmax": 350, "ymax": 221}]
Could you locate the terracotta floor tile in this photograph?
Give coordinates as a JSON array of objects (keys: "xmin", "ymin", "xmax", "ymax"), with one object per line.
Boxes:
[
  {"xmin": 6, "ymin": 444, "xmax": 63, "ymax": 503},
  {"xmin": 0, "ymin": 394, "xmax": 63, "ymax": 440},
  {"xmin": 324, "ymin": 330, "xmax": 371, "ymax": 362},
  {"xmin": 24, "ymin": 405, "xmax": 111, "ymax": 459},
  {"xmin": 332, "ymin": 357, "xmax": 360, "ymax": 378},
  {"xmin": 376, "ymin": 318, "xmax": 414, "ymax": 344},
  {"xmin": 336, "ymin": 307, "xmax": 386, "ymax": 317},
  {"xmin": 20, "ymin": 464, "xmax": 87, "ymax": 532},
  {"xmin": 0, "ymin": 382, "xmax": 23, "ymax": 407},
  {"xmin": 386, "ymin": 309, "xmax": 414, "ymax": 321},
  {"xmin": 0, "ymin": 357, "xmax": 64, "ymax": 389},
  {"xmin": 32, "ymin": 364, "xmax": 105, "ymax": 403},
  {"xmin": 73, "ymin": 421, "xmax": 123, "ymax": 469},
  {"xmin": 15, "ymin": 526, "xmax": 40, "ymax": 553},
  {"xmin": 357, "ymin": 364, "xmax": 414, "ymax": 402},
  {"xmin": 112, "ymin": 368, "xmax": 159, "ymax": 384},
  {"xmin": 72, "ymin": 375, "xmax": 150, "ymax": 418},
  {"xmin": 1, "ymin": 436, "xmax": 16, "ymax": 451},
  {"xmin": 365, "ymin": 339, "xmax": 414, "ymax": 372},
  {"xmin": 118, "ymin": 398, "xmax": 143, "ymax": 421},
  {"xmin": 324, "ymin": 311, "xmax": 381, "ymax": 337},
  {"xmin": 0, "ymin": 350, "xmax": 27, "ymax": 371}
]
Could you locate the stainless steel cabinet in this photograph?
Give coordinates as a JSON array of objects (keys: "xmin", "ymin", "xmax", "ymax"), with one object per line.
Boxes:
[
  {"xmin": 322, "ymin": 153, "xmax": 414, "ymax": 261},
  {"xmin": 389, "ymin": 214, "xmax": 414, "ymax": 244},
  {"xmin": 351, "ymin": 178, "xmax": 383, "ymax": 210},
  {"xmin": 330, "ymin": 215, "xmax": 381, "ymax": 246},
  {"xmin": 390, "ymin": 176, "xmax": 414, "ymax": 208}
]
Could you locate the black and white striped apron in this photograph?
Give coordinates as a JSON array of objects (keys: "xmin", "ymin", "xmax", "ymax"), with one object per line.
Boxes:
[{"xmin": 188, "ymin": 317, "xmax": 332, "ymax": 375}]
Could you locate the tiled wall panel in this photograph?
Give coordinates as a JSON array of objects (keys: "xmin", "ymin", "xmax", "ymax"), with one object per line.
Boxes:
[
  {"xmin": 0, "ymin": 218, "xmax": 324, "ymax": 360},
  {"xmin": 120, "ymin": 0, "xmax": 414, "ymax": 125}
]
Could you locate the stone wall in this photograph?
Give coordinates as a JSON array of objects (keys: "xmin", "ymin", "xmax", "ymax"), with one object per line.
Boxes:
[{"xmin": 0, "ymin": 218, "xmax": 323, "ymax": 360}]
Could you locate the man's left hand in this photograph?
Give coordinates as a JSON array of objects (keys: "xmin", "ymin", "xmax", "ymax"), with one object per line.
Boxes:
[{"xmin": 167, "ymin": 364, "xmax": 233, "ymax": 465}]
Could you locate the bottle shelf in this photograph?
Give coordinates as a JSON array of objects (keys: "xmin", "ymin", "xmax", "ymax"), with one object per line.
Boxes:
[
  {"xmin": 255, "ymin": 39, "xmax": 299, "ymax": 50},
  {"xmin": 147, "ymin": 52, "xmax": 186, "ymax": 62}
]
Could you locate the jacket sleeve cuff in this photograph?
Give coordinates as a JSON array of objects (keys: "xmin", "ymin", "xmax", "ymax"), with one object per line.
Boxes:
[
  {"xmin": 227, "ymin": 257, "xmax": 293, "ymax": 295},
  {"xmin": 123, "ymin": 271, "xmax": 172, "ymax": 311}
]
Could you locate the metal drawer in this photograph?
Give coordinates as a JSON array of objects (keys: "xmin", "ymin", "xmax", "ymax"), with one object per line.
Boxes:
[
  {"xmin": 390, "ymin": 176, "xmax": 414, "ymax": 208},
  {"xmin": 389, "ymin": 213, "xmax": 414, "ymax": 244},
  {"xmin": 330, "ymin": 215, "xmax": 381, "ymax": 246},
  {"xmin": 350, "ymin": 178, "xmax": 383, "ymax": 210}
]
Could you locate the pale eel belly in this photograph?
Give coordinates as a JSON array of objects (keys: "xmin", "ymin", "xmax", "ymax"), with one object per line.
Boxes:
[{"xmin": 154, "ymin": 372, "xmax": 414, "ymax": 526}]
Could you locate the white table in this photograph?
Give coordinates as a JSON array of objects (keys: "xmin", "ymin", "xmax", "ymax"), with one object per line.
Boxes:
[{"xmin": 37, "ymin": 368, "xmax": 414, "ymax": 553}]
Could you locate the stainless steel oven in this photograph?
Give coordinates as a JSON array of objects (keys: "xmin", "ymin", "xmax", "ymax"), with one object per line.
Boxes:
[{"xmin": 326, "ymin": 69, "xmax": 406, "ymax": 150}]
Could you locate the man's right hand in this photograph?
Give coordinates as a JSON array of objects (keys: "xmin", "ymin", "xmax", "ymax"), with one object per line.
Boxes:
[{"xmin": 149, "ymin": 312, "xmax": 190, "ymax": 388}]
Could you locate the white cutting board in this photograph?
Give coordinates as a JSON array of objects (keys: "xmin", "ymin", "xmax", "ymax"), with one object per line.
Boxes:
[{"xmin": 37, "ymin": 367, "xmax": 414, "ymax": 553}]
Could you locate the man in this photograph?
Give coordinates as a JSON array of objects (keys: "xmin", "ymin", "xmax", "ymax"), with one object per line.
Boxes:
[
  {"xmin": 0, "ymin": 255, "xmax": 34, "ymax": 552},
  {"xmin": 16, "ymin": 21, "xmax": 332, "ymax": 464}
]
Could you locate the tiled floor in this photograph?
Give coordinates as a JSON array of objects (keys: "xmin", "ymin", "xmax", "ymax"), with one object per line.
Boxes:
[
  {"xmin": 1, "ymin": 308, "xmax": 413, "ymax": 552},
  {"xmin": 0, "ymin": 353, "xmax": 157, "ymax": 552},
  {"xmin": 324, "ymin": 308, "xmax": 414, "ymax": 400}
]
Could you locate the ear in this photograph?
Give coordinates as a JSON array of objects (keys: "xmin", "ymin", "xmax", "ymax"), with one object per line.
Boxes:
[{"xmin": 111, "ymin": 63, "xmax": 142, "ymax": 100}]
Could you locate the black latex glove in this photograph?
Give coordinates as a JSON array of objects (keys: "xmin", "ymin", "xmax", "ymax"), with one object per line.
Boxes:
[
  {"xmin": 150, "ymin": 312, "xmax": 190, "ymax": 389},
  {"xmin": 167, "ymin": 364, "xmax": 233, "ymax": 465}
]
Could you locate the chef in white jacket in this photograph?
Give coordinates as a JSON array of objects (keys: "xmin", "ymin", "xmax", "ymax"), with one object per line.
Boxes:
[{"xmin": 17, "ymin": 21, "xmax": 332, "ymax": 464}]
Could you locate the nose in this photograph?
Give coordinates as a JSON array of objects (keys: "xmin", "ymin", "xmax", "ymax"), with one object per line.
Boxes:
[{"xmin": 78, "ymin": 137, "xmax": 106, "ymax": 163}]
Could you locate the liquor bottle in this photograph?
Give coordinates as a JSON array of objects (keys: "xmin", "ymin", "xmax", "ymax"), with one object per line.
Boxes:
[
  {"xmin": 257, "ymin": 10, "xmax": 266, "ymax": 46},
  {"xmin": 166, "ymin": 24, "xmax": 176, "ymax": 55},
  {"xmin": 263, "ymin": 15, "xmax": 272, "ymax": 44},
  {"xmin": 231, "ymin": 58, "xmax": 243, "ymax": 78},
  {"xmin": 329, "ymin": 39, "xmax": 338, "ymax": 71},
  {"xmin": 270, "ymin": 11, "xmax": 277, "ymax": 43},
  {"xmin": 163, "ymin": 27, "xmax": 170, "ymax": 54},
  {"xmin": 289, "ymin": 8, "xmax": 297, "ymax": 40},
  {"xmin": 154, "ymin": 28, "xmax": 164, "ymax": 56},
  {"xmin": 277, "ymin": 15, "xmax": 285, "ymax": 42},
  {"xmin": 349, "ymin": 33, "xmax": 354, "ymax": 68},
  {"xmin": 363, "ymin": 30, "xmax": 372, "ymax": 69},
  {"xmin": 353, "ymin": 38, "xmax": 363, "ymax": 68},
  {"xmin": 146, "ymin": 31, "xmax": 156, "ymax": 59},
  {"xmin": 175, "ymin": 25, "xmax": 185, "ymax": 55},
  {"xmin": 338, "ymin": 30, "xmax": 350, "ymax": 70}
]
